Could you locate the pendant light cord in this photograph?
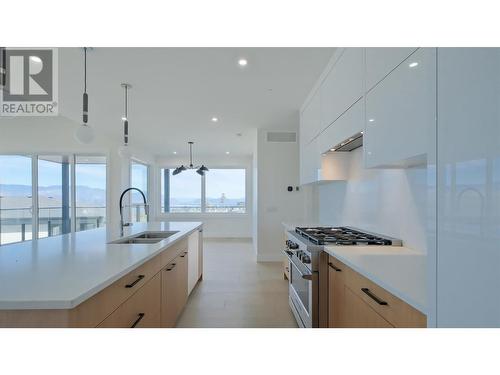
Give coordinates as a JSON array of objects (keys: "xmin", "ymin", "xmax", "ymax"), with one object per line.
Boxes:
[
  {"xmin": 189, "ymin": 142, "xmax": 193, "ymax": 167},
  {"xmin": 125, "ymin": 85, "xmax": 128, "ymax": 118},
  {"xmin": 84, "ymin": 47, "xmax": 87, "ymax": 93}
]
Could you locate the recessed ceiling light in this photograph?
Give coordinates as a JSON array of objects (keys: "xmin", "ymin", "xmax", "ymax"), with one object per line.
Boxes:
[
  {"xmin": 368, "ymin": 118, "xmax": 375, "ymax": 122},
  {"xmin": 121, "ymin": 116, "xmax": 127, "ymax": 121},
  {"xmin": 225, "ymin": 151, "xmax": 230, "ymax": 155},
  {"xmin": 173, "ymin": 151, "xmax": 177, "ymax": 155},
  {"xmin": 211, "ymin": 117, "xmax": 218, "ymax": 123},
  {"xmin": 238, "ymin": 58, "xmax": 248, "ymax": 67},
  {"xmin": 330, "ymin": 148, "xmax": 336, "ymax": 152},
  {"xmin": 409, "ymin": 62, "xmax": 419, "ymax": 68},
  {"xmin": 30, "ymin": 56, "xmax": 42, "ymax": 63},
  {"xmin": 360, "ymin": 131, "xmax": 364, "ymax": 134}
]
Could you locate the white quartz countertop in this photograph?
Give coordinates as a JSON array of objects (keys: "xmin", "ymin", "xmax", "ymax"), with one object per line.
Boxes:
[
  {"xmin": 323, "ymin": 245, "xmax": 427, "ymax": 314},
  {"xmin": 0, "ymin": 221, "xmax": 202, "ymax": 310}
]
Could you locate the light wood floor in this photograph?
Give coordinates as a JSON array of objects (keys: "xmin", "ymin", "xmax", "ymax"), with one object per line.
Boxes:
[{"xmin": 176, "ymin": 238, "xmax": 298, "ymax": 328}]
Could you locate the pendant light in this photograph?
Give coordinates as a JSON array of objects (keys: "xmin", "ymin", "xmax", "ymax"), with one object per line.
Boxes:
[
  {"xmin": 75, "ymin": 47, "xmax": 94, "ymax": 144},
  {"xmin": 173, "ymin": 142, "xmax": 209, "ymax": 176},
  {"xmin": 118, "ymin": 83, "xmax": 131, "ymax": 157}
]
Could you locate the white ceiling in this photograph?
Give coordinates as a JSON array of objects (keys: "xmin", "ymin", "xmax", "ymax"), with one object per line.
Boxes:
[{"xmin": 58, "ymin": 48, "xmax": 335, "ymax": 157}]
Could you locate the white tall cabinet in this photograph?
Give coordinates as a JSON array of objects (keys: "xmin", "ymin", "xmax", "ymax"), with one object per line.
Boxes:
[{"xmin": 435, "ymin": 48, "xmax": 500, "ymax": 327}]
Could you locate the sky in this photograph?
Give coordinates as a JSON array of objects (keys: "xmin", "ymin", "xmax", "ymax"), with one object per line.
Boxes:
[
  {"xmin": 164, "ymin": 168, "xmax": 245, "ymax": 199},
  {"xmin": 0, "ymin": 155, "xmax": 106, "ymax": 190}
]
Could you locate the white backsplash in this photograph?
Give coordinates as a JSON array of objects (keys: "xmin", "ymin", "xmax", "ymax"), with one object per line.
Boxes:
[{"xmin": 313, "ymin": 147, "xmax": 428, "ymax": 253}]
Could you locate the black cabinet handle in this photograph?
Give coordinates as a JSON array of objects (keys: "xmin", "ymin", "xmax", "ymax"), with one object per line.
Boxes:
[
  {"xmin": 125, "ymin": 275, "xmax": 145, "ymax": 288},
  {"xmin": 361, "ymin": 288, "xmax": 388, "ymax": 306},
  {"xmin": 302, "ymin": 274, "xmax": 312, "ymax": 281},
  {"xmin": 166, "ymin": 263, "xmax": 176, "ymax": 271},
  {"xmin": 328, "ymin": 262, "xmax": 342, "ymax": 272},
  {"xmin": 130, "ymin": 313, "xmax": 145, "ymax": 328}
]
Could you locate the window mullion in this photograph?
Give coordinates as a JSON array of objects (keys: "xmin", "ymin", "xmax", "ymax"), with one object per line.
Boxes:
[
  {"xmin": 31, "ymin": 155, "xmax": 38, "ymax": 239},
  {"xmin": 201, "ymin": 173, "xmax": 206, "ymax": 212},
  {"xmin": 71, "ymin": 155, "xmax": 76, "ymax": 233}
]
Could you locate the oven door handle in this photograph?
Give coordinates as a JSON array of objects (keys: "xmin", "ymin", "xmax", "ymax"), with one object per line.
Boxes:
[{"xmin": 282, "ymin": 249, "xmax": 294, "ymax": 262}]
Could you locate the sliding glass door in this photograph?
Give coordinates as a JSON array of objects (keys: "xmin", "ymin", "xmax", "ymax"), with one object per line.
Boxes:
[{"xmin": 0, "ymin": 155, "xmax": 33, "ymax": 245}]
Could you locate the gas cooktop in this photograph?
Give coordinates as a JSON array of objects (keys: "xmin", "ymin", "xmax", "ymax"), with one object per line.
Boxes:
[{"xmin": 295, "ymin": 226, "xmax": 402, "ymax": 246}]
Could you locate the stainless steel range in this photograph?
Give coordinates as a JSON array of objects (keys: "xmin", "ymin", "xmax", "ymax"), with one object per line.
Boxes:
[{"xmin": 284, "ymin": 226, "xmax": 402, "ymax": 328}]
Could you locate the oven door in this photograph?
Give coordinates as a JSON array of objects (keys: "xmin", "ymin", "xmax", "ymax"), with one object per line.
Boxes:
[{"xmin": 288, "ymin": 257, "xmax": 314, "ymax": 328}]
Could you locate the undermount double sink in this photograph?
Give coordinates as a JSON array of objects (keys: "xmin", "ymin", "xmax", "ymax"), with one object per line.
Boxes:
[{"xmin": 110, "ymin": 231, "xmax": 179, "ymax": 245}]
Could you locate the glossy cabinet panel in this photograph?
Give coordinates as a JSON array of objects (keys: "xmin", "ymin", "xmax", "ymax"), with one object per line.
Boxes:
[
  {"xmin": 299, "ymin": 137, "xmax": 321, "ymax": 185},
  {"xmin": 320, "ymin": 48, "xmax": 364, "ymax": 131},
  {"xmin": 300, "ymin": 90, "xmax": 321, "ymax": 145},
  {"xmin": 436, "ymin": 48, "xmax": 500, "ymax": 327},
  {"xmin": 317, "ymin": 98, "xmax": 363, "ymax": 154},
  {"xmin": 364, "ymin": 48, "xmax": 436, "ymax": 168},
  {"xmin": 365, "ymin": 47, "xmax": 418, "ymax": 92}
]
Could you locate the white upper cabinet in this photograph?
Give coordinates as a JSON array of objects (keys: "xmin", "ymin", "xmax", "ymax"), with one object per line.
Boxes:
[
  {"xmin": 299, "ymin": 136, "xmax": 321, "ymax": 185},
  {"xmin": 365, "ymin": 48, "xmax": 418, "ymax": 92},
  {"xmin": 300, "ymin": 90, "xmax": 321, "ymax": 145},
  {"xmin": 320, "ymin": 48, "xmax": 364, "ymax": 132},
  {"xmin": 317, "ymin": 99, "xmax": 364, "ymax": 154},
  {"xmin": 364, "ymin": 48, "xmax": 436, "ymax": 168}
]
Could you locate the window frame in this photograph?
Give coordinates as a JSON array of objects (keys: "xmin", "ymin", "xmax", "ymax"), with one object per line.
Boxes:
[
  {"xmin": 129, "ymin": 158, "xmax": 150, "ymax": 222},
  {"xmin": 0, "ymin": 153, "xmax": 107, "ymax": 245},
  {"xmin": 159, "ymin": 165, "xmax": 248, "ymax": 216}
]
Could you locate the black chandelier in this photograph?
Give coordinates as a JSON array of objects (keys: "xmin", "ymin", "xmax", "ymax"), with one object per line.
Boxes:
[{"xmin": 173, "ymin": 141, "xmax": 209, "ymax": 176}]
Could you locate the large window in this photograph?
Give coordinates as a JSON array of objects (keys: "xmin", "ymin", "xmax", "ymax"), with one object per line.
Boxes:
[
  {"xmin": 161, "ymin": 168, "xmax": 246, "ymax": 213},
  {"xmin": 38, "ymin": 155, "xmax": 72, "ymax": 238},
  {"xmin": 205, "ymin": 169, "xmax": 246, "ymax": 213},
  {"xmin": 75, "ymin": 156, "xmax": 106, "ymax": 231},
  {"xmin": 0, "ymin": 154, "xmax": 106, "ymax": 246},
  {"xmin": 0, "ymin": 155, "xmax": 33, "ymax": 245},
  {"xmin": 130, "ymin": 160, "xmax": 149, "ymax": 222}
]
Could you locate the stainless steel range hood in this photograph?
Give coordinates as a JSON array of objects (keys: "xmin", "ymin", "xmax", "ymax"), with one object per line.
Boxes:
[{"xmin": 330, "ymin": 131, "xmax": 363, "ymax": 152}]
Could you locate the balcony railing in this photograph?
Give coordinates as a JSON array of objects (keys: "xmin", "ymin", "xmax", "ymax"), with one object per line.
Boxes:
[
  {"xmin": 161, "ymin": 205, "xmax": 246, "ymax": 213},
  {"xmin": 0, "ymin": 207, "xmax": 106, "ymax": 246}
]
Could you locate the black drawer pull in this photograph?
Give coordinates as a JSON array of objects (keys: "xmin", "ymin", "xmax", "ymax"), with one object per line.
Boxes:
[
  {"xmin": 125, "ymin": 275, "xmax": 145, "ymax": 288},
  {"xmin": 361, "ymin": 288, "xmax": 388, "ymax": 305},
  {"xmin": 328, "ymin": 262, "xmax": 342, "ymax": 272},
  {"xmin": 166, "ymin": 263, "xmax": 176, "ymax": 271},
  {"xmin": 302, "ymin": 274, "xmax": 312, "ymax": 281},
  {"xmin": 130, "ymin": 313, "xmax": 145, "ymax": 328}
]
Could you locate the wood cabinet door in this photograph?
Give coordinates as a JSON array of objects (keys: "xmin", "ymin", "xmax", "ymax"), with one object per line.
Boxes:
[
  {"xmin": 187, "ymin": 231, "xmax": 200, "ymax": 294},
  {"xmin": 342, "ymin": 286, "xmax": 393, "ymax": 328},
  {"xmin": 97, "ymin": 273, "xmax": 161, "ymax": 328},
  {"xmin": 327, "ymin": 260, "xmax": 345, "ymax": 328},
  {"xmin": 176, "ymin": 251, "xmax": 189, "ymax": 317},
  {"xmin": 160, "ymin": 260, "xmax": 179, "ymax": 328}
]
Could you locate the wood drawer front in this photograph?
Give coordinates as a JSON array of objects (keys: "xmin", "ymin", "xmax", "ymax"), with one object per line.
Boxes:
[
  {"xmin": 71, "ymin": 252, "xmax": 163, "ymax": 327},
  {"xmin": 342, "ymin": 286, "xmax": 393, "ymax": 328},
  {"xmin": 161, "ymin": 238, "xmax": 188, "ymax": 269},
  {"xmin": 332, "ymin": 256, "xmax": 426, "ymax": 328},
  {"xmin": 97, "ymin": 273, "xmax": 161, "ymax": 328}
]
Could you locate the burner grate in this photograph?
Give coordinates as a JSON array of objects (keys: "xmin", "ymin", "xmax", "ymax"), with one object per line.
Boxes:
[{"xmin": 295, "ymin": 226, "xmax": 396, "ymax": 246}]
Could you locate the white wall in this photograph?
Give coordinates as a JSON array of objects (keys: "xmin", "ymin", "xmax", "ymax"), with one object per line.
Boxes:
[
  {"xmin": 313, "ymin": 147, "xmax": 428, "ymax": 253},
  {"xmin": 155, "ymin": 155, "xmax": 253, "ymax": 239},
  {"xmin": 0, "ymin": 116, "xmax": 155, "ymax": 230},
  {"xmin": 254, "ymin": 126, "xmax": 308, "ymax": 261}
]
